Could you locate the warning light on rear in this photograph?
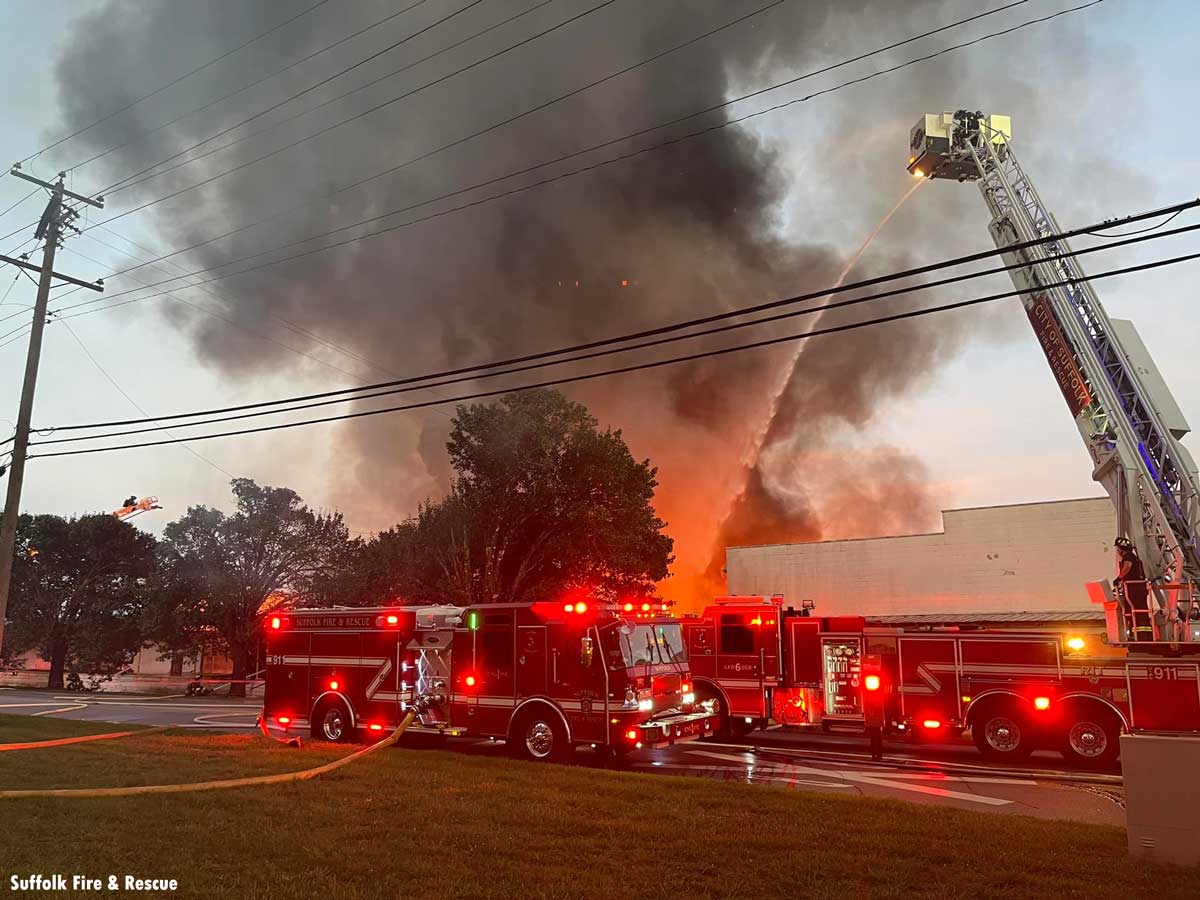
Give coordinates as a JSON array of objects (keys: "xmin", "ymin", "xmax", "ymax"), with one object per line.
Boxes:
[
  {"xmin": 864, "ymin": 675, "xmax": 881, "ymax": 692},
  {"xmin": 269, "ymin": 616, "xmax": 281, "ymax": 630},
  {"xmin": 922, "ymin": 719, "xmax": 942, "ymax": 730}
]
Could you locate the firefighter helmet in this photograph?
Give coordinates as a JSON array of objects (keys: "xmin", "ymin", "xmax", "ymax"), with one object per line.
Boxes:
[{"xmin": 1114, "ymin": 536, "xmax": 1134, "ymax": 551}]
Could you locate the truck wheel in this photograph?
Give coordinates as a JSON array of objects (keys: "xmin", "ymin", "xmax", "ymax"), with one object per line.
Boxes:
[
  {"xmin": 971, "ymin": 703, "xmax": 1034, "ymax": 761},
  {"xmin": 1059, "ymin": 706, "xmax": 1122, "ymax": 767},
  {"xmin": 312, "ymin": 699, "xmax": 353, "ymax": 743},
  {"xmin": 511, "ymin": 708, "xmax": 568, "ymax": 763},
  {"xmin": 696, "ymin": 688, "xmax": 728, "ymax": 741}
]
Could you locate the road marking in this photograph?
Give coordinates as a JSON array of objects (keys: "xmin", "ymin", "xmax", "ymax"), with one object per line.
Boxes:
[
  {"xmin": 830, "ymin": 771, "xmax": 1038, "ymax": 786},
  {"xmin": 31, "ymin": 705, "xmax": 87, "ymax": 716},
  {"xmin": 49, "ymin": 699, "xmax": 259, "ymax": 711},
  {"xmin": 687, "ymin": 750, "xmax": 1012, "ymax": 806},
  {"xmin": 633, "ymin": 763, "xmax": 852, "ymax": 788},
  {"xmin": 0, "ymin": 702, "xmax": 79, "ymax": 708}
]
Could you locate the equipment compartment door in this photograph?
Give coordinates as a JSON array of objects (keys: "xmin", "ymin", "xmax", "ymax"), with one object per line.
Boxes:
[
  {"xmin": 820, "ymin": 637, "xmax": 864, "ymax": 718},
  {"xmin": 518, "ymin": 626, "xmax": 548, "ymax": 697}
]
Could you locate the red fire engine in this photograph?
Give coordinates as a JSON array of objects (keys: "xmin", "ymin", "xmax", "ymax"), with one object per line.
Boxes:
[
  {"xmin": 263, "ymin": 600, "xmax": 712, "ymax": 761},
  {"xmin": 683, "ymin": 595, "xmax": 1200, "ymax": 765}
]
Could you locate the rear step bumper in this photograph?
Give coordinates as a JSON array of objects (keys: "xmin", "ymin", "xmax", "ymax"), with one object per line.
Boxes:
[{"xmin": 638, "ymin": 710, "xmax": 714, "ymax": 747}]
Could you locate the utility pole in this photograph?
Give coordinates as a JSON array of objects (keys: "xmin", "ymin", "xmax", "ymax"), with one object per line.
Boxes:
[{"xmin": 0, "ymin": 167, "xmax": 103, "ymax": 653}]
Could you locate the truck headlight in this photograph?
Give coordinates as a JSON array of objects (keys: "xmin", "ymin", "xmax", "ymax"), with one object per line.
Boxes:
[
  {"xmin": 681, "ymin": 692, "xmax": 695, "ymax": 705},
  {"xmin": 638, "ymin": 698, "xmax": 653, "ymax": 712}
]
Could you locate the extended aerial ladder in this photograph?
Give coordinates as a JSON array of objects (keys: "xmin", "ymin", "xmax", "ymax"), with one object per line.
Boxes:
[{"xmin": 908, "ymin": 111, "xmax": 1199, "ymax": 646}]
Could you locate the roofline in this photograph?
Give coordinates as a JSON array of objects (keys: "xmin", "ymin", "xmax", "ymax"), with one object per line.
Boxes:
[{"xmin": 726, "ymin": 496, "xmax": 1111, "ymax": 551}]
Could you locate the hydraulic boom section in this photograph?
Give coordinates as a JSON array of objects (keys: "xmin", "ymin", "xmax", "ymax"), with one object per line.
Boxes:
[{"xmin": 908, "ymin": 111, "xmax": 1200, "ymax": 644}]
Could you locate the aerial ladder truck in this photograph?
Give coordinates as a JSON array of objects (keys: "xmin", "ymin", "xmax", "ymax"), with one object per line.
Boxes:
[
  {"xmin": 909, "ymin": 111, "xmax": 1199, "ymax": 648},
  {"xmin": 683, "ymin": 115, "xmax": 1200, "ymax": 771}
]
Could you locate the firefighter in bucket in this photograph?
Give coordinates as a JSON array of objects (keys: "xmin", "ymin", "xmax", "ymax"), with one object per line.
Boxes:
[{"xmin": 1114, "ymin": 537, "xmax": 1153, "ymax": 641}]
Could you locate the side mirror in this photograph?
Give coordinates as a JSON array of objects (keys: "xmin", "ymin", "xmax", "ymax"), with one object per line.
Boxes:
[{"xmin": 580, "ymin": 636, "xmax": 594, "ymax": 668}]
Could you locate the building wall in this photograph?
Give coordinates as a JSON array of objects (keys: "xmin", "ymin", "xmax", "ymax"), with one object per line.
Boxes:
[{"xmin": 725, "ymin": 497, "xmax": 1116, "ymax": 617}]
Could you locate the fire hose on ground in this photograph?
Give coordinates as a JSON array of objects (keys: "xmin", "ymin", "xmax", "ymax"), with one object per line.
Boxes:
[
  {"xmin": 0, "ymin": 725, "xmax": 171, "ymax": 753},
  {"xmin": 0, "ymin": 711, "xmax": 417, "ymax": 800}
]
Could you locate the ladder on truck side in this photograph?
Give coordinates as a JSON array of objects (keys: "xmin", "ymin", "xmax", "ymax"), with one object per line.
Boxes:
[{"xmin": 908, "ymin": 111, "xmax": 1200, "ymax": 645}]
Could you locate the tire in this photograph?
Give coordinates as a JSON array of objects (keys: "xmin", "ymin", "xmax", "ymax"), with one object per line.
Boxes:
[
  {"xmin": 696, "ymin": 687, "xmax": 729, "ymax": 741},
  {"xmin": 971, "ymin": 702, "xmax": 1034, "ymax": 761},
  {"xmin": 311, "ymin": 698, "xmax": 353, "ymax": 743},
  {"xmin": 1058, "ymin": 705, "xmax": 1122, "ymax": 767},
  {"xmin": 511, "ymin": 707, "xmax": 569, "ymax": 763}
]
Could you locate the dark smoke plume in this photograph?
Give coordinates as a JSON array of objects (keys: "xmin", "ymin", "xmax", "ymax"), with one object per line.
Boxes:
[{"xmin": 45, "ymin": 0, "xmax": 1108, "ymax": 605}]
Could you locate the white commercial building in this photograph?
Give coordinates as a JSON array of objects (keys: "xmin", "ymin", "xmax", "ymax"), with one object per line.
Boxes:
[{"xmin": 725, "ymin": 497, "xmax": 1116, "ymax": 620}]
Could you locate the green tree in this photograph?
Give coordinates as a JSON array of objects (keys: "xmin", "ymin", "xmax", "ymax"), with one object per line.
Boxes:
[
  {"xmin": 152, "ymin": 478, "xmax": 349, "ymax": 695},
  {"xmin": 0, "ymin": 514, "xmax": 156, "ymax": 689},
  {"xmin": 428, "ymin": 389, "xmax": 673, "ymax": 604}
]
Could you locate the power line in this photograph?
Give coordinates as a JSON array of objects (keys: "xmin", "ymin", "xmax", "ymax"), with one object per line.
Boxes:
[
  {"xmin": 68, "ymin": 227, "xmax": 455, "ymax": 422},
  {"xmin": 95, "ymin": 0, "xmax": 493, "ymax": 197},
  {"xmin": 23, "ymin": 0, "xmax": 334, "ymax": 164},
  {"xmin": 103, "ymin": 0, "xmax": 776, "ymax": 202},
  {"xmin": 65, "ymin": 0, "xmax": 1034, "ymax": 293},
  {"xmin": 37, "ymin": 220, "xmax": 1200, "ymax": 443},
  {"xmin": 28, "ymin": 247, "xmax": 1200, "ymax": 459},
  {"xmin": 66, "ymin": 0, "xmax": 434, "ymax": 173},
  {"xmin": 87, "ymin": 0, "xmax": 617, "ymax": 228},
  {"xmin": 42, "ymin": 197, "xmax": 1198, "ymax": 432},
  {"xmin": 1084, "ymin": 208, "xmax": 1184, "ymax": 238},
  {"xmin": 58, "ymin": 320, "xmax": 235, "ymax": 477},
  {"xmin": 55, "ymin": 0, "xmax": 1097, "ymax": 317},
  {"xmin": 0, "ymin": 188, "xmax": 41, "ymax": 223}
]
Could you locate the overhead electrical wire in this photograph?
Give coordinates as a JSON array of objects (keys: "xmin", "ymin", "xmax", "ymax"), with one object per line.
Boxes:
[
  {"xmin": 21, "ymin": 0, "xmax": 335, "ymax": 164},
  {"xmin": 101, "ymin": 0, "xmax": 761, "ymax": 200},
  {"xmin": 93, "ymin": 0, "xmax": 493, "ymax": 197},
  {"xmin": 0, "ymin": 188, "xmax": 41, "ymax": 223},
  {"xmin": 65, "ymin": 0, "xmax": 435, "ymax": 173},
  {"xmin": 58, "ymin": 320, "xmax": 235, "ymax": 478},
  {"xmin": 35, "ymin": 218, "xmax": 1200, "ymax": 443},
  {"xmin": 59, "ymin": 0, "xmax": 1036, "ymax": 288},
  {"xmin": 83, "ymin": 0, "xmax": 620, "ymax": 230},
  {"xmin": 27, "ymin": 247, "xmax": 1200, "ymax": 460},
  {"xmin": 40, "ymin": 197, "xmax": 1199, "ymax": 432},
  {"xmin": 52, "ymin": 0, "xmax": 1103, "ymax": 318}
]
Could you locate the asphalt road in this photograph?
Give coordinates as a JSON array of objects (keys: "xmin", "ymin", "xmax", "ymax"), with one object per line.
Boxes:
[{"xmin": 0, "ymin": 687, "xmax": 1124, "ymax": 825}]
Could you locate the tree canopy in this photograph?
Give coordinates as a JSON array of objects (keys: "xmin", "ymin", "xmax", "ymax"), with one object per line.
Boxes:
[
  {"xmin": 411, "ymin": 389, "xmax": 673, "ymax": 604},
  {"xmin": 151, "ymin": 477, "xmax": 348, "ymax": 694},
  {"xmin": 0, "ymin": 513, "xmax": 156, "ymax": 689}
]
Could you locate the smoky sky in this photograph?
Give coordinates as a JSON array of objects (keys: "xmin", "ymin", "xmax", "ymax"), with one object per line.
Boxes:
[{"xmin": 45, "ymin": 0, "xmax": 1092, "ymax": 601}]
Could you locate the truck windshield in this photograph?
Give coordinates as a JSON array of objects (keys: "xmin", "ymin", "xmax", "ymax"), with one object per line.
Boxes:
[{"xmin": 616, "ymin": 623, "xmax": 687, "ymax": 667}]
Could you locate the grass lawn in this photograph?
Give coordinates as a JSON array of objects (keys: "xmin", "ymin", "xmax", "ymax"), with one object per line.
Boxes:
[{"xmin": 0, "ymin": 714, "xmax": 1196, "ymax": 900}]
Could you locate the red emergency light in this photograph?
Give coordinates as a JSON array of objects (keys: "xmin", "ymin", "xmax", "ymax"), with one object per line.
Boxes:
[
  {"xmin": 1034, "ymin": 696, "xmax": 1051, "ymax": 711},
  {"xmin": 464, "ymin": 674, "xmax": 478, "ymax": 688},
  {"xmin": 385, "ymin": 614, "xmax": 399, "ymax": 626},
  {"xmin": 269, "ymin": 616, "xmax": 281, "ymax": 630},
  {"xmin": 922, "ymin": 719, "xmax": 942, "ymax": 730},
  {"xmin": 864, "ymin": 674, "xmax": 881, "ymax": 692},
  {"xmin": 623, "ymin": 602, "xmax": 634, "ymax": 612},
  {"xmin": 329, "ymin": 680, "xmax": 339, "ymax": 692},
  {"xmin": 277, "ymin": 716, "xmax": 291, "ymax": 726},
  {"xmin": 624, "ymin": 729, "xmax": 638, "ymax": 741},
  {"xmin": 368, "ymin": 724, "xmax": 383, "ymax": 732}
]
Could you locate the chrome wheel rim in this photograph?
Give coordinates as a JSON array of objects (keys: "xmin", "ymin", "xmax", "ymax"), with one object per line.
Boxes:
[
  {"xmin": 525, "ymin": 721, "xmax": 554, "ymax": 758},
  {"xmin": 984, "ymin": 716, "xmax": 1022, "ymax": 753},
  {"xmin": 322, "ymin": 708, "xmax": 345, "ymax": 741},
  {"xmin": 1068, "ymin": 721, "xmax": 1107, "ymax": 758}
]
